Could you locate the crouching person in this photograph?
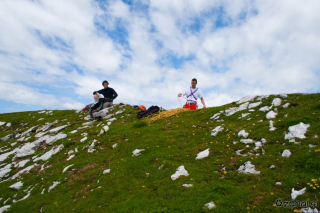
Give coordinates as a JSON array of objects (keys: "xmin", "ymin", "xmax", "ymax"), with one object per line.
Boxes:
[{"xmin": 90, "ymin": 80, "xmax": 118, "ymax": 120}]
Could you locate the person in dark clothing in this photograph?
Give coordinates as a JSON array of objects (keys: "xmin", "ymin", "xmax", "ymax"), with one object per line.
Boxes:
[{"xmin": 89, "ymin": 80, "xmax": 118, "ymax": 120}]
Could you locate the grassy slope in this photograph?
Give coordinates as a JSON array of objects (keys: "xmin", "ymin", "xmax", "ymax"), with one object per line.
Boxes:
[{"xmin": 0, "ymin": 93, "xmax": 319, "ymax": 213}]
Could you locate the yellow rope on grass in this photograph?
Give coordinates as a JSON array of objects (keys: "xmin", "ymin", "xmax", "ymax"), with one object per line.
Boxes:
[{"xmin": 144, "ymin": 107, "xmax": 189, "ymax": 122}]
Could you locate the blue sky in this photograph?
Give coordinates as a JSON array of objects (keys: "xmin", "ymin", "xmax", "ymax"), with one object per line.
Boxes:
[{"xmin": 0, "ymin": 0, "xmax": 320, "ymax": 113}]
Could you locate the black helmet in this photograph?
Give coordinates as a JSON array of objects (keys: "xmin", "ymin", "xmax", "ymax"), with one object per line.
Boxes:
[{"xmin": 102, "ymin": 80, "xmax": 109, "ymax": 85}]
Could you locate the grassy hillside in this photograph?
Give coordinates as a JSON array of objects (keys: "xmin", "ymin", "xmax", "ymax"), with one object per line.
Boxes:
[{"xmin": 0, "ymin": 93, "xmax": 319, "ymax": 213}]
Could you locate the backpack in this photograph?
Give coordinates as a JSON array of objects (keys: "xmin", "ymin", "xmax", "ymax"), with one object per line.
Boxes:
[{"xmin": 137, "ymin": 106, "xmax": 160, "ymax": 119}]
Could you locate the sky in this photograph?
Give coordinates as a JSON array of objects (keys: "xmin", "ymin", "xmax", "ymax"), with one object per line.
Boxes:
[{"xmin": 0, "ymin": 0, "xmax": 320, "ymax": 113}]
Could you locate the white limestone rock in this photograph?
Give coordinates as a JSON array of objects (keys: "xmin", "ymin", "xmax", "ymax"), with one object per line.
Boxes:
[
  {"xmin": 98, "ymin": 129, "xmax": 104, "ymax": 135},
  {"xmin": 280, "ymin": 94, "xmax": 288, "ymax": 98},
  {"xmin": 272, "ymin": 98, "xmax": 282, "ymax": 106},
  {"xmin": 182, "ymin": 184, "xmax": 193, "ymax": 187},
  {"xmin": 93, "ymin": 108, "xmax": 109, "ymax": 118},
  {"xmin": 195, "ymin": 148, "xmax": 210, "ymax": 160},
  {"xmin": 204, "ymin": 201, "xmax": 216, "ymax": 209},
  {"xmin": 33, "ymin": 133, "xmax": 67, "ymax": 146},
  {"xmin": 62, "ymin": 164, "xmax": 74, "ymax": 173},
  {"xmin": 211, "ymin": 126, "xmax": 224, "ymax": 136},
  {"xmin": 225, "ymin": 107, "xmax": 238, "ymax": 116},
  {"xmin": 67, "ymin": 155, "xmax": 75, "ymax": 161},
  {"xmin": 88, "ymin": 141, "xmax": 96, "ymax": 153},
  {"xmin": 33, "ymin": 145, "xmax": 64, "ymax": 162},
  {"xmin": 240, "ymin": 139, "xmax": 254, "ymax": 144},
  {"xmin": 82, "ymin": 121, "xmax": 96, "ymax": 126},
  {"xmin": 80, "ymin": 137, "xmax": 87, "ymax": 143},
  {"xmin": 37, "ymin": 120, "xmax": 59, "ymax": 132},
  {"xmin": 248, "ymin": 102, "xmax": 261, "ymax": 109},
  {"xmin": 48, "ymin": 125, "xmax": 69, "ymax": 134},
  {"xmin": 269, "ymin": 120, "xmax": 276, "ymax": 131},
  {"xmin": 285, "ymin": 122, "xmax": 310, "ymax": 140},
  {"xmin": 236, "ymin": 95, "xmax": 256, "ymax": 104},
  {"xmin": 103, "ymin": 125, "xmax": 109, "ymax": 132},
  {"xmin": 132, "ymin": 149, "xmax": 145, "ymax": 156},
  {"xmin": 240, "ymin": 113, "xmax": 250, "ymax": 118},
  {"xmin": 171, "ymin": 165, "xmax": 189, "ymax": 180},
  {"xmin": 0, "ymin": 149, "xmax": 18, "ymax": 161},
  {"xmin": 35, "ymin": 131, "xmax": 47, "ymax": 138},
  {"xmin": 238, "ymin": 130, "xmax": 249, "ymax": 138},
  {"xmin": 0, "ymin": 205, "xmax": 10, "ymax": 213},
  {"xmin": 17, "ymin": 136, "xmax": 25, "ymax": 142},
  {"xmin": 48, "ymin": 181, "xmax": 60, "ymax": 192},
  {"xmin": 115, "ymin": 110, "xmax": 124, "ymax": 115},
  {"xmin": 6, "ymin": 123, "xmax": 11, "ymax": 127},
  {"xmin": 282, "ymin": 103, "xmax": 290, "ymax": 108},
  {"xmin": 238, "ymin": 102, "xmax": 249, "ymax": 111},
  {"xmin": 301, "ymin": 207, "xmax": 319, "ymax": 213},
  {"xmin": 0, "ymin": 164, "xmax": 12, "ymax": 178},
  {"xmin": 15, "ymin": 143, "xmax": 36, "ymax": 158},
  {"xmin": 21, "ymin": 126, "xmax": 38, "ymax": 137},
  {"xmin": 1, "ymin": 134, "xmax": 13, "ymax": 142},
  {"xmin": 291, "ymin": 187, "xmax": 306, "ymax": 200},
  {"xmin": 266, "ymin": 111, "xmax": 277, "ymax": 119},
  {"xmin": 9, "ymin": 181, "xmax": 23, "ymax": 190},
  {"xmin": 210, "ymin": 113, "xmax": 221, "ymax": 120},
  {"xmin": 10, "ymin": 164, "xmax": 37, "ymax": 180},
  {"xmin": 259, "ymin": 106, "xmax": 270, "ymax": 112},
  {"xmin": 0, "ymin": 122, "xmax": 6, "ymax": 126},
  {"xmin": 103, "ymin": 169, "xmax": 111, "ymax": 174},
  {"xmin": 282, "ymin": 149, "xmax": 291, "ymax": 157},
  {"xmin": 238, "ymin": 161, "xmax": 260, "ymax": 174},
  {"xmin": 13, "ymin": 159, "xmax": 30, "ymax": 168}
]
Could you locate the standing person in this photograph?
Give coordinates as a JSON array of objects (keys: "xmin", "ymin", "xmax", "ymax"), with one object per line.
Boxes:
[
  {"xmin": 90, "ymin": 80, "xmax": 118, "ymax": 120},
  {"xmin": 178, "ymin": 78, "xmax": 206, "ymax": 110}
]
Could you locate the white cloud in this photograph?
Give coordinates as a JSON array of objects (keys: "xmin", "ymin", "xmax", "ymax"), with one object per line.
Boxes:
[
  {"xmin": 0, "ymin": 0, "xmax": 320, "ymax": 112},
  {"xmin": 0, "ymin": 82, "xmax": 83, "ymax": 109}
]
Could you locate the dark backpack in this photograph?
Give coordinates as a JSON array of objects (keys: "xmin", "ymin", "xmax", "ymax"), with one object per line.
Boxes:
[{"xmin": 137, "ymin": 106, "xmax": 160, "ymax": 119}]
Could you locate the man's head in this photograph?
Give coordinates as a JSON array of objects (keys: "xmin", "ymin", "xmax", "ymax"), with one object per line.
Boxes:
[
  {"xmin": 191, "ymin": 78, "xmax": 197, "ymax": 88},
  {"xmin": 102, "ymin": 80, "xmax": 109, "ymax": 88}
]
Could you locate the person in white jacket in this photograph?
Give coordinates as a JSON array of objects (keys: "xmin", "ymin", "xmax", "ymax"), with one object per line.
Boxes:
[{"xmin": 178, "ymin": 78, "xmax": 206, "ymax": 110}]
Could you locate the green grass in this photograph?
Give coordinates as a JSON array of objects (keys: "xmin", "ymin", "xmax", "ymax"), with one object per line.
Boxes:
[{"xmin": 0, "ymin": 93, "xmax": 319, "ymax": 212}]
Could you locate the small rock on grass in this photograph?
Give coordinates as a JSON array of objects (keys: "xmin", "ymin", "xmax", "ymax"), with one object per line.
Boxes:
[
  {"xmin": 282, "ymin": 149, "xmax": 291, "ymax": 157},
  {"xmin": 9, "ymin": 181, "xmax": 23, "ymax": 190},
  {"xmin": 103, "ymin": 169, "xmax": 110, "ymax": 174},
  {"xmin": 195, "ymin": 148, "xmax": 210, "ymax": 160},
  {"xmin": 171, "ymin": 166, "xmax": 189, "ymax": 180},
  {"xmin": 204, "ymin": 201, "xmax": 216, "ymax": 209},
  {"xmin": 132, "ymin": 149, "xmax": 145, "ymax": 156}
]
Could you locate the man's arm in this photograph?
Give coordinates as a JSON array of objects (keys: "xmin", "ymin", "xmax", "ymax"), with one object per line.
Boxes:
[
  {"xmin": 112, "ymin": 89, "xmax": 118, "ymax": 100},
  {"xmin": 200, "ymin": 98, "xmax": 206, "ymax": 108},
  {"xmin": 178, "ymin": 88, "xmax": 186, "ymax": 97},
  {"xmin": 93, "ymin": 89, "xmax": 103, "ymax": 95}
]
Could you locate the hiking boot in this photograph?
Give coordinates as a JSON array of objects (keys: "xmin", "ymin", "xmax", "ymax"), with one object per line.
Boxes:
[{"xmin": 96, "ymin": 116, "xmax": 103, "ymax": 121}]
